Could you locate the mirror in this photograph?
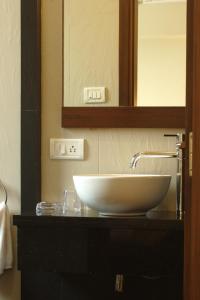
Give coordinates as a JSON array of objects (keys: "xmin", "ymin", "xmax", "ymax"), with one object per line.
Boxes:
[
  {"xmin": 137, "ymin": 0, "xmax": 186, "ymax": 107},
  {"xmin": 63, "ymin": 0, "xmax": 187, "ymax": 108}
]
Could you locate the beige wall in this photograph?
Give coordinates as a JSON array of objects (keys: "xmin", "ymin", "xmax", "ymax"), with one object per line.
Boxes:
[
  {"xmin": 0, "ymin": 0, "xmax": 21, "ymax": 299},
  {"xmin": 42, "ymin": 0, "xmax": 184, "ymax": 212}
]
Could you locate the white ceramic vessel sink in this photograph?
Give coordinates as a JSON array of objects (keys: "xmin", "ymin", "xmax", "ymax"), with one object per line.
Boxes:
[{"xmin": 73, "ymin": 174, "xmax": 171, "ymax": 216}]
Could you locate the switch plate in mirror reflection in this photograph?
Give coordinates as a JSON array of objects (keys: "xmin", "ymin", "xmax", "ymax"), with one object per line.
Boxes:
[{"xmin": 83, "ymin": 87, "xmax": 106, "ymax": 104}]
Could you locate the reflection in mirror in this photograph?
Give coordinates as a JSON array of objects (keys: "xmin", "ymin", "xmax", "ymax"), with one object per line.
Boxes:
[
  {"xmin": 63, "ymin": 0, "xmax": 119, "ymax": 107},
  {"xmin": 137, "ymin": 0, "xmax": 187, "ymax": 106},
  {"xmin": 63, "ymin": 0, "xmax": 187, "ymax": 108}
]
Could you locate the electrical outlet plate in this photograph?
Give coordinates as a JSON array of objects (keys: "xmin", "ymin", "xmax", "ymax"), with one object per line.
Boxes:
[{"xmin": 50, "ymin": 139, "xmax": 84, "ymax": 160}]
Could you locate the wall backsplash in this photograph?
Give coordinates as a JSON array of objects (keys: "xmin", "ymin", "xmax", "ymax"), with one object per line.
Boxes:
[
  {"xmin": 42, "ymin": 127, "xmax": 183, "ymax": 212},
  {"xmin": 41, "ymin": 0, "xmax": 184, "ymax": 212}
]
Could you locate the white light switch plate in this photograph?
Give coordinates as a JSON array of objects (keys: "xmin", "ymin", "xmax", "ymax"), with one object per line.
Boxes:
[
  {"xmin": 50, "ymin": 139, "xmax": 84, "ymax": 160},
  {"xmin": 84, "ymin": 87, "xmax": 106, "ymax": 104}
]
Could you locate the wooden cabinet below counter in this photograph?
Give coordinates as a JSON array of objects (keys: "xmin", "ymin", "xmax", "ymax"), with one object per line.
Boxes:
[{"xmin": 13, "ymin": 212, "xmax": 183, "ymax": 300}]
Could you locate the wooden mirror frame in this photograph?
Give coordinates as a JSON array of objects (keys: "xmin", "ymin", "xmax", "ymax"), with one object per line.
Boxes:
[{"xmin": 62, "ymin": 0, "xmax": 185, "ymax": 128}]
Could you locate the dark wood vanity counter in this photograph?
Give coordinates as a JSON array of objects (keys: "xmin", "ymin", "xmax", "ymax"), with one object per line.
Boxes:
[
  {"xmin": 13, "ymin": 211, "xmax": 183, "ymax": 300},
  {"xmin": 13, "ymin": 210, "xmax": 183, "ymax": 229}
]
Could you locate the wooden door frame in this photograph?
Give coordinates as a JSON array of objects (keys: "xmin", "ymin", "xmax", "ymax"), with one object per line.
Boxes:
[{"xmin": 184, "ymin": 0, "xmax": 200, "ymax": 299}]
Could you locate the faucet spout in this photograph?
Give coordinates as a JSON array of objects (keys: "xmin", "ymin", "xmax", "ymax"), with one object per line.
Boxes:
[{"xmin": 130, "ymin": 151, "xmax": 177, "ymax": 168}]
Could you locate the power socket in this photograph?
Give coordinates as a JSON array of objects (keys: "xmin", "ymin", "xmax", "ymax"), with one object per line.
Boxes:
[
  {"xmin": 66, "ymin": 140, "xmax": 82, "ymax": 157},
  {"xmin": 50, "ymin": 139, "xmax": 84, "ymax": 160}
]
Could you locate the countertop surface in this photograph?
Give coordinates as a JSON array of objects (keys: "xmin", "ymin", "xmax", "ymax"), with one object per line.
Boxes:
[{"xmin": 13, "ymin": 210, "xmax": 184, "ymax": 230}]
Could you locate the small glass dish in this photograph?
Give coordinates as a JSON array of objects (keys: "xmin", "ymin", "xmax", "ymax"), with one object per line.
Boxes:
[{"xmin": 36, "ymin": 202, "xmax": 63, "ymax": 216}]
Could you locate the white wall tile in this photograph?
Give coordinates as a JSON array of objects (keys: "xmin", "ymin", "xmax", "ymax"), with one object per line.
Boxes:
[
  {"xmin": 98, "ymin": 128, "xmax": 184, "ymax": 211},
  {"xmin": 42, "ymin": 128, "xmax": 99, "ymax": 202}
]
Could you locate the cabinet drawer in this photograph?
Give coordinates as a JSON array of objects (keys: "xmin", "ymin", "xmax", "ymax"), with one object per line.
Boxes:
[
  {"xmin": 88, "ymin": 229, "xmax": 183, "ymax": 276},
  {"xmin": 18, "ymin": 227, "xmax": 88, "ymax": 273},
  {"xmin": 123, "ymin": 275, "xmax": 182, "ymax": 300}
]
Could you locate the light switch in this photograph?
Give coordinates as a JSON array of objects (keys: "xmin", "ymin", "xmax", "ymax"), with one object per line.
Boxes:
[
  {"xmin": 84, "ymin": 87, "xmax": 106, "ymax": 104},
  {"xmin": 50, "ymin": 139, "xmax": 84, "ymax": 160}
]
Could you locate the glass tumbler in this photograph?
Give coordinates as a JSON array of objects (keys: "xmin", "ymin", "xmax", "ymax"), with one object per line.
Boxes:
[{"xmin": 63, "ymin": 189, "xmax": 82, "ymax": 214}]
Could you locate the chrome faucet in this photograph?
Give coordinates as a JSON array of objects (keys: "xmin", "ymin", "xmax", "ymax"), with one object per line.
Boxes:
[
  {"xmin": 130, "ymin": 134, "xmax": 184, "ymax": 217},
  {"xmin": 130, "ymin": 151, "xmax": 178, "ymax": 169}
]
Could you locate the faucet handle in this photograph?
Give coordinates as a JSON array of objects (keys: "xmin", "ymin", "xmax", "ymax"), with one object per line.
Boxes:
[
  {"xmin": 164, "ymin": 134, "xmax": 181, "ymax": 139},
  {"xmin": 164, "ymin": 134, "xmax": 185, "ymax": 150},
  {"xmin": 164, "ymin": 133, "xmax": 184, "ymax": 143}
]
